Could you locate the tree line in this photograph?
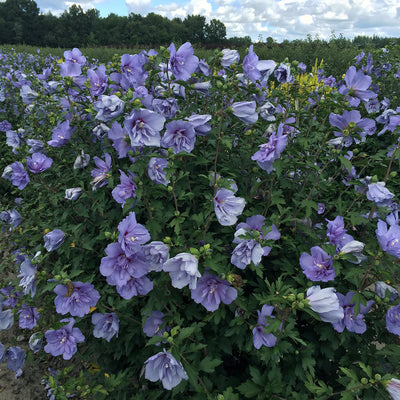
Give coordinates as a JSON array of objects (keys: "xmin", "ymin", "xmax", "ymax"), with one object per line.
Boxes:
[{"xmin": 0, "ymin": 0, "xmax": 251, "ymax": 48}]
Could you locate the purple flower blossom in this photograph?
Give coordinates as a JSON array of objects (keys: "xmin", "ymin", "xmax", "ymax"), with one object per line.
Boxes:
[
  {"xmin": 161, "ymin": 120, "xmax": 196, "ymax": 154},
  {"xmin": 123, "ymin": 108, "xmax": 165, "ymax": 147},
  {"xmin": 93, "ymin": 95, "xmax": 124, "ymax": 122},
  {"xmin": 0, "ymin": 306, "xmax": 14, "ymax": 330},
  {"xmin": 100, "ymin": 242, "xmax": 149, "ymax": 286},
  {"xmin": 252, "ymin": 305, "xmax": 278, "ymax": 349},
  {"xmin": 87, "ymin": 65, "xmax": 107, "ymax": 96},
  {"xmin": 375, "ymin": 281, "xmax": 398, "ymax": 303},
  {"xmin": 117, "ymin": 212, "xmax": 151, "ymax": 254},
  {"xmin": 274, "ymin": 63, "xmax": 294, "ymax": 83},
  {"xmin": 306, "ymin": 286, "xmax": 344, "ymax": 323},
  {"xmin": 44, "ymin": 229, "xmax": 65, "ymax": 252},
  {"xmin": 6, "ymin": 130, "xmax": 22, "ymax": 153},
  {"xmin": 326, "ymin": 216, "xmax": 350, "ymax": 247},
  {"xmin": 213, "ymin": 188, "xmax": 246, "ymax": 226},
  {"xmin": 376, "ymin": 217, "xmax": 400, "ymax": 259},
  {"xmin": 387, "ymin": 378, "xmax": 400, "ymax": 400},
  {"xmin": 91, "ymin": 153, "xmax": 112, "ymax": 190},
  {"xmin": 112, "ymin": 170, "xmax": 136, "ymax": 207},
  {"xmin": 331, "ymin": 292, "xmax": 374, "ymax": 334},
  {"xmin": 92, "ymin": 312, "xmax": 119, "ymax": 342},
  {"xmin": 187, "ymin": 113, "xmax": 212, "ymax": 136},
  {"xmin": 143, "ymin": 241, "xmax": 170, "ymax": 272},
  {"xmin": 26, "ymin": 153, "xmax": 53, "ymax": 173},
  {"xmin": 0, "ymin": 209, "xmax": 22, "ymax": 230},
  {"xmin": 54, "ymin": 281, "xmax": 100, "ymax": 317},
  {"xmin": 148, "ymin": 157, "xmax": 169, "ymax": 186},
  {"xmin": 300, "ymin": 246, "xmax": 335, "ymax": 282},
  {"xmin": 231, "ymin": 101, "xmax": 258, "ymax": 124},
  {"xmin": 243, "ymin": 45, "xmax": 262, "ymax": 83},
  {"xmin": 163, "ymin": 253, "xmax": 201, "ymax": 289},
  {"xmin": 338, "ymin": 66, "xmax": 377, "ymax": 107},
  {"xmin": 20, "ymin": 84, "xmax": 38, "ymax": 104},
  {"xmin": 29, "ymin": 333, "xmax": 43, "ymax": 353},
  {"xmin": 251, "ymin": 125, "xmax": 288, "ymax": 173},
  {"xmin": 191, "ymin": 272, "xmax": 237, "ymax": 312},
  {"xmin": 2, "ymin": 162, "xmax": 30, "ymax": 190},
  {"xmin": 386, "ymin": 304, "xmax": 400, "ymax": 336},
  {"xmin": 18, "ymin": 306, "xmax": 39, "ymax": 330},
  {"xmin": 44, "ymin": 318, "xmax": 85, "ymax": 360},
  {"xmin": 231, "ymin": 240, "xmax": 264, "ymax": 270},
  {"xmin": 143, "ymin": 311, "xmax": 168, "ymax": 338},
  {"xmin": 318, "ymin": 203, "xmax": 326, "ymax": 214},
  {"xmin": 168, "ymin": 42, "xmax": 199, "ymax": 81},
  {"xmin": 221, "ymin": 49, "xmax": 240, "ymax": 68},
  {"xmin": 65, "ymin": 187, "xmax": 82, "ymax": 201},
  {"xmin": 6, "ymin": 347, "xmax": 25, "ymax": 378},
  {"xmin": 152, "ymin": 98, "xmax": 179, "ymax": 119},
  {"xmin": 47, "ymin": 120, "xmax": 74, "ymax": 147},
  {"xmin": 0, "ymin": 286, "xmax": 21, "ymax": 309},
  {"xmin": 0, "ymin": 120, "xmax": 11, "ymax": 131},
  {"xmin": 144, "ymin": 349, "xmax": 188, "ymax": 390},
  {"xmin": 60, "ymin": 48, "xmax": 86, "ymax": 77},
  {"xmin": 108, "ymin": 122, "xmax": 135, "ymax": 159},
  {"xmin": 17, "ymin": 257, "xmax": 37, "ymax": 297},
  {"xmin": 366, "ymin": 182, "xmax": 394, "ymax": 207},
  {"xmin": 115, "ymin": 275, "xmax": 153, "ymax": 299}
]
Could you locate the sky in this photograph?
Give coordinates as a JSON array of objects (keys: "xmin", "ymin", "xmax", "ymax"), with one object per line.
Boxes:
[{"xmin": 30, "ymin": 0, "xmax": 400, "ymax": 42}]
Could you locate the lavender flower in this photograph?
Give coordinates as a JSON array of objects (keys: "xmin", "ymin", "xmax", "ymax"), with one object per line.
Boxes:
[
  {"xmin": 112, "ymin": 170, "xmax": 136, "ymax": 207},
  {"xmin": 44, "ymin": 229, "xmax": 65, "ymax": 252},
  {"xmin": 376, "ymin": 217, "xmax": 400, "ymax": 259},
  {"xmin": 115, "ymin": 275, "xmax": 153, "ymax": 299},
  {"xmin": 47, "ymin": 120, "xmax": 74, "ymax": 147},
  {"xmin": 143, "ymin": 311, "xmax": 168, "ymax": 338},
  {"xmin": 213, "ymin": 188, "xmax": 245, "ymax": 226},
  {"xmin": 93, "ymin": 95, "xmax": 124, "ymax": 122},
  {"xmin": 17, "ymin": 257, "xmax": 37, "ymax": 297},
  {"xmin": 92, "ymin": 312, "xmax": 119, "ymax": 342},
  {"xmin": 0, "ymin": 209, "xmax": 22, "ymax": 230},
  {"xmin": 123, "ymin": 108, "xmax": 165, "ymax": 147},
  {"xmin": 299, "ymin": 246, "xmax": 335, "ymax": 282},
  {"xmin": 26, "ymin": 153, "xmax": 53, "ymax": 173},
  {"xmin": 29, "ymin": 333, "xmax": 43, "ymax": 353},
  {"xmin": 44, "ymin": 318, "xmax": 85, "ymax": 360},
  {"xmin": 274, "ymin": 63, "xmax": 294, "ymax": 83},
  {"xmin": 168, "ymin": 42, "xmax": 199, "ymax": 81},
  {"xmin": 187, "ymin": 113, "xmax": 212, "ymax": 136},
  {"xmin": 6, "ymin": 347, "xmax": 25, "ymax": 378},
  {"xmin": 65, "ymin": 187, "xmax": 82, "ymax": 201},
  {"xmin": 366, "ymin": 182, "xmax": 394, "ymax": 208},
  {"xmin": 100, "ymin": 242, "xmax": 149, "ymax": 286},
  {"xmin": 375, "ymin": 281, "xmax": 398, "ymax": 302},
  {"xmin": 148, "ymin": 157, "xmax": 169, "ymax": 186},
  {"xmin": 252, "ymin": 305, "xmax": 278, "ymax": 349},
  {"xmin": 60, "ymin": 48, "xmax": 86, "ymax": 77},
  {"xmin": 144, "ymin": 349, "xmax": 188, "ymax": 390},
  {"xmin": 231, "ymin": 240, "xmax": 264, "ymax": 270},
  {"xmin": 18, "ymin": 306, "xmax": 39, "ymax": 330},
  {"xmin": 191, "ymin": 272, "xmax": 237, "ymax": 312},
  {"xmin": 221, "ymin": 49, "xmax": 240, "ymax": 68},
  {"xmin": 117, "ymin": 212, "xmax": 151, "ymax": 254},
  {"xmin": 251, "ymin": 125, "xmax": 288, "ymax": 173},
  {"xmin": 20, "ymin": 84, "xmax": 38, "ymax": 104},
  {"xmin": 91, "ymin": 153, "xmax": 112, "ymax": 190},
  {"xmin": 143, "ymin": 241, "xmax": 170, "ymax": 272},
  {"xmin": 387, "ymin": 378, "xmax": 400, "ymax": 400},
  {"xmin": 152, "ymin": 98, "xmax": 179, "ymax": 119},
  {"xmin": 231, "ymin": 101, "xmax": 258, "ymax": 124},
  {"xmin": 87, "ymin": 65, "xmax": 107, "ymax": 96},
  {"xmin": 163, "ymin": 253, "xmax": 201, "ymax": 289},
  {"xmin": 386, "ymin": 304, "xmax": 400, "ymax": 336},
  {"xmin": 332, "ymin": 292, "xmax": 374, "ymax": 334},
  {"xmin": 54, "ymin": 281, "xmax": 100, "ymax": 317},
  {"xmin": 0, "ymin": 306, "xmax": 14, "ymax": 330},
  {"xmin": 326, "ymin": 216, "xmax": 352, "ymax": 247},
  {"xmin": 2, "ymin": 162, "xmax": 30, "ymax": 190},
  {"xmin": 306, "ymin": 286, "xmax": 344, "ymax": 323},
  {"xmin": 161, "ymin": 120, "xmax": 196, "ymax": 154},
  {"xmin": 108, "ymin": 122, "xmax": 135, "ymax": 159}
]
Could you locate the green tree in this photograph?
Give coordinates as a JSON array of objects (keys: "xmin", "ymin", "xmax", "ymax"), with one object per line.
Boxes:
[{"xmin": 205, "ymin": 19, "xmax": 226, "ymax": 44}]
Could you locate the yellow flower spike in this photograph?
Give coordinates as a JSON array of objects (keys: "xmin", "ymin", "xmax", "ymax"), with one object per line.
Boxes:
[
  {"xmin": 104, "ymin": 373, "xmax": 110, "ymax": 378},
  {"xmin": 70, "ymin": 242, "xmax": 75, "ymax": 248},
  {"xmin": 57, "ymin": 58, "xmax": 63, "ymax": 64},
  {"xmin": 89, "ymin": 306, "xmax": 97, "ymax": 313},
  {"xmin": 44, "ymin": 228, "xmax": 50, "ymax": 234}
]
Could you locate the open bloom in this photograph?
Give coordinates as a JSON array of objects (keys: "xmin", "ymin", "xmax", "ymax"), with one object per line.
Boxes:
[
  {"xmin": 366, "ymin": 182, "xmax": 394, "ymax": 208},
  {"xmin": 26, "ymin": 153, "xmax": 53, "ymax": 174},
  {"xmin": 143, "ymin": 311, "xmax": 168, "ymax": 338},
  {"xmin": 387, "ymin": 378, "xmax": 400, "ymax": 400},
  {"xmin": 252, "ymin": 305, "xmax": 279, "ymax": 349},
  {"xmin": 2, "ymin": 162, "xmax": 30, "ymax": 190},
  {"xmin": 47, "ymin": 120, "xmax": 74, "ymax": 147},
  {"xmin": 148, "ymin": 157, "xmax": 169, "ymax": 186},
  {"xmin": 231, "ymin": 240, "xmax": 264, "ymax": 270},
  {"xmin": 191, "ymin": 272, "xmax": 237, "ymax": 312},
  {"xmin": 168, "ymin": 42, "xmax": 199, "ymax": 81},
  {"xmin": 60, "ymin": 48, "xmax": 86, "ymax": 77},
  {"xmin": 213, "ymin": 188, "xmax": 245, "ymax": 226},
  {"xmin": 386, "ymin": 304, "xmax": 400, "ymax": 336},
  {"xmin": 54, "ymin": 281, "xmax": 100, "ymax": 317},
  {"xmin": 6, "ymin": 347, "xmax": 25, "ymax": 378},
  {"xmin": 112, "ymin": 170, "xmax": 136, "ymax": 207},
  {"xmin": 231, "ymin": 101, "xmax": 258, "ymax": 124},
  {"xmin": 92, "ymin": 312, "xmax": 119, "ymax": 342},
  {"xmin": 18, "ymin": 306, "xmax": 39, "ymax": 330},
  {"xmin": 145, "ymin": 349, "xmax": 188, "ymax": 390},
  {"xmin": 376, "ymin": 218, "xmax": 400, "ymax": 259},
  {"xmin": 117, "ymin": 212, "xmax": 151, "ymax": 254},
  {"xmin": 163, "ymin": 253, "xmax": 201, "ymax": 289},
  {"xmin": 161, "ymin": 120, "xmax": 196, "ymax": 154},
  {"xmin": 44, "ymin": 318, "xmax": 85, "ymax": 360},
  {"xmin": 332, "ymin": 292, "xmax": 374, "ymax": 334},
  {"xmin": 300, "ymin": 246, "xmax": 335, "ymax": 282}
]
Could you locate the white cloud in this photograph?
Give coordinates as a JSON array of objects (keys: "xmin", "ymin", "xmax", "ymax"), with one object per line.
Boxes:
[{"xmin": 126, "ymin": 0, "xmax": 152, "ymax": 14}]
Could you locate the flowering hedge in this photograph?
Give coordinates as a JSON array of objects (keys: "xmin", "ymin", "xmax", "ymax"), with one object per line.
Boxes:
[{"xmin": 1, "ymin": 43, "xmax": 400, "ymax": 399}]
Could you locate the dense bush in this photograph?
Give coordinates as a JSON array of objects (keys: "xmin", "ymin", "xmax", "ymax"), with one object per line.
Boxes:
[{"xmin": 2, "ymin": 42, "xmax": 400, "ymax": 399}]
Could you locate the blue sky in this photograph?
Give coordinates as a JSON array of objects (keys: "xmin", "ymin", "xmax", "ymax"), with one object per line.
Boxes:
[{"xmin": 30, "ymin": 0, "xmax": 400, "ymax": 42}]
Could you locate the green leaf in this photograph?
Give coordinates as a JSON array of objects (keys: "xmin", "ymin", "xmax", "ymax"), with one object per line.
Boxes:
[
  {"xmin": 237, "ymin": 380, "xmax": 261, "ymax": 398},
  {"xmin": 198, "ymin": 356, "xmax": 222, "ymax": 373}
]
